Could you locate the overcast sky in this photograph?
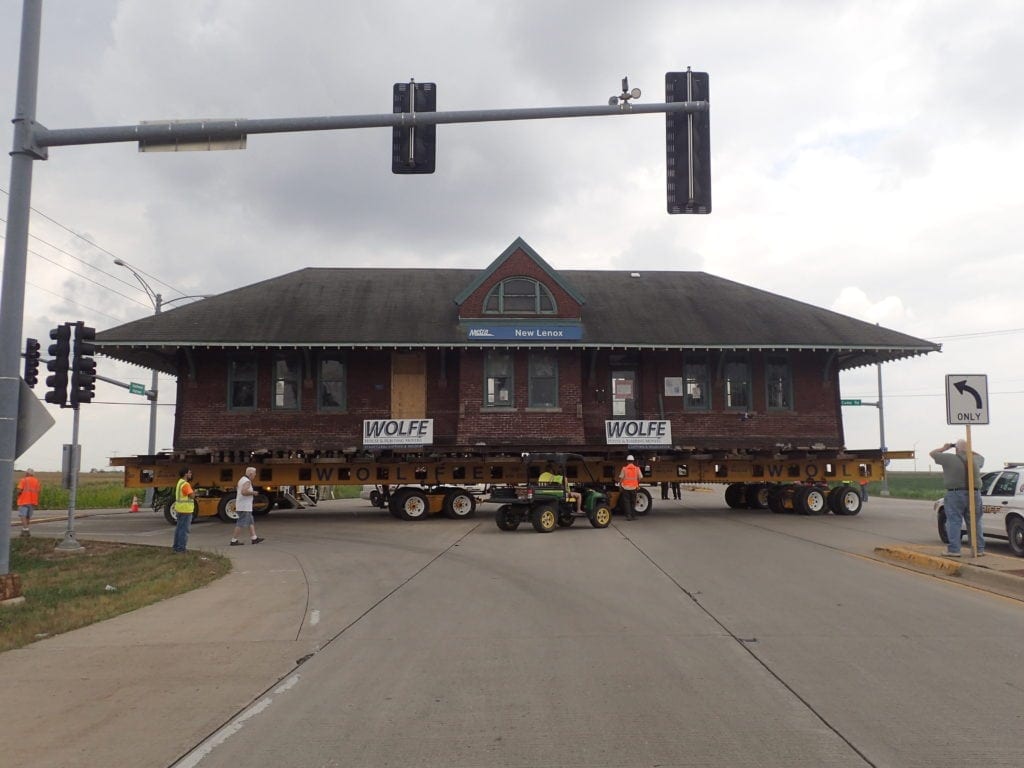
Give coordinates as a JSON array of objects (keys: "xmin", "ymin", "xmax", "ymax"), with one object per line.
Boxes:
[{"xmin": 3, "ymin": 0, "xmax": 1022, "ymax": 478}]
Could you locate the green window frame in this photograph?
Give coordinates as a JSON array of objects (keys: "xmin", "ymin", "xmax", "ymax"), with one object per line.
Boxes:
[
  {"xmin": 683, "ymin": 358, "xmax": 710, "ymax": 411},
  {"xmin": 723, "ymin": 355, "xmax": 751, "ymax": 410},
  {"xmin": 765, "ymin": 356, "xmax": 793, "ymax": 410},
  {"xmin": 272, "ymin": 353, "xmax": 301, "ymax": 410},
  {"xmin": 318, "ymin": 354, "xmax": 347, "ymax": 411},
  {"xmin": 228, "ymin": 356, "xmax": 257, "ymax": 411},
  {"xmin": 484, "ymin": 351, "xmax": 514, "ymax": 407},
  {"xmin": 483, "ymin": 277, "xmax": 556, "ymax": 314},
  {"xmin": 528, "ymin": 352, "xmax": 558, "ymax": 408}
]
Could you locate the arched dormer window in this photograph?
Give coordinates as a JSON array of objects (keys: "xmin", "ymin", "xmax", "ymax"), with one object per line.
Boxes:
[{"xmin": 483, "ymin": 277, "xmax": 556, "ymax": 314}]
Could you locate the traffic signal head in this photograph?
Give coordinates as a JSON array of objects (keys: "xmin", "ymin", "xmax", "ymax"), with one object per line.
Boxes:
[
  {"xmin": 665, "ymin": 70, "xmax": 711, "ymax": 214},
  {"xmin": 23, "ymin": 337, "xmax": 41, "ymax": 387},
  {"xmin": 392, "ymin": 81, "xmax": 437, "ymax": 174},
  {"xmin": 74, "ymin": 324, "xmax": 96, "ymax": 357},
  {"xmin": 70, "ymin": 323, "xmax": 98, "ymax": 407},
  {"xmin": 45, "ymin": 325, "xmax": 71, "ymax": 406}
]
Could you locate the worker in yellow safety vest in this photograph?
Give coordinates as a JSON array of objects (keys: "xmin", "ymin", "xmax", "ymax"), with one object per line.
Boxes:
[
  {"xmin": 172, "ymin": 467, "xmax": 195, "ymax": 553},
  {"xmin": 617, "ymin": 455, "xmax": 642, "ymax": 521}
]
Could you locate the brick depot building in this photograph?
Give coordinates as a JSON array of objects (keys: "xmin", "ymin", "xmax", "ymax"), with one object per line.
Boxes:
[{"xmin": 96, "ymin": 238, "xmax": 939, "ymax": 457}]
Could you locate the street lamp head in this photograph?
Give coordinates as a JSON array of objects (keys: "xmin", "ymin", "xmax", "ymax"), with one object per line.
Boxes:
[{"xmin": 113, "ymin": 258, "xmax": 126, "ymax": 266}]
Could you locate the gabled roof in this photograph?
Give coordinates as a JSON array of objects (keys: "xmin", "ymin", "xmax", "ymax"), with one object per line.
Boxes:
[
  {"xmin": 453, "ymin": 237, "xmax": 586, "ymax": 306},
  {"xmin": 96, "ymin": 263, "xmax": 941, "ymax": 375}
]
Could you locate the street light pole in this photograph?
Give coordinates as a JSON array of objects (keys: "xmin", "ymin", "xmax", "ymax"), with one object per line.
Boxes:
[{"xmin": 114, "ymin": 259, "xmax": 161, "ymax": 504}]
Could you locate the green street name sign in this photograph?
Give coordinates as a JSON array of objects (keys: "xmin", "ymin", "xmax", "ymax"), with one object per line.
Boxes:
[
  {"xmin": 128, "ymin": 382, "xmax": 146, "ymax": 396},
  {"xmin": 840, "ymin": 399, "xmax": 862, "ymax": 406}
]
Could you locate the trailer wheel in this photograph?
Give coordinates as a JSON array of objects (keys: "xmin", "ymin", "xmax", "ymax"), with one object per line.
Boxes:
[
  {"xmin": 369, "ymin": 489, "xmax": 383, "ymax": 507},
  {"xmin": 589, "ymin": 504, "xmax": 612, "ymax": 528},
  {"xmin": 163, "ymin": 499, "xmax": 197, "ymax": 525},
  {"xmin": 531, "ymin": 504, "xmax": 558, "ymax": 533},
  {"xmin": 397, "ymin": 489, "xmax": 429, "ymax": 520},
  {"xmin": 832, "ymin": 487, "xmax": 863, "ymax": 516},
  {"xmin": 633, "ymin": 487, "xmax": 652, "ymax": 516},
  {"xmin": 724, "ymin": 483, "xmax": 747, "ymax": 509},
  {"xmin": 1007, "ymin": 517, "xmax": 1024, "ymax": 557},
  {"xmin": 796, "ymin": 486, "xmax": 827, "ymax": 515},
  {"xmin": 252, "ymin": 493, "xmax": 272, "ymax": 516},
  {"xmin": 746, "ymin": 484, "xmax": 769, "ymax": 510},
  {"xmin": 443, "ymin": 489, "xmax": 476, "ymax": 519},
  {"xmin": 495, "ymin": 504, "xmax": 519, "ymax": 531},
  {"xmin": 767, "ymin": 486, "xmax": 786, "ymax": 514},
  {"xmin": 217, "ymin": 492, "xmax": 239, "ymax": 522},
  {"xmin": 388, "ymin": 488, "xmax": 409, "ymax": 518}
]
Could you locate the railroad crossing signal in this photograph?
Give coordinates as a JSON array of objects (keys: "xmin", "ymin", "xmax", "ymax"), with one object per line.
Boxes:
[
  {"xmin": 665, "ymin": 69, "xmax": 711, "ymax": 214},
  {"xmin": 392, "ymin": 80, "xmax": 437, "ymax": 174},
  {"xmin": 23, "ymin": 337, "xmax": 41, "ymax": 387},
  {"xmin": 945, "ymin": 374, "xmax": 989, "ymax": 425}
]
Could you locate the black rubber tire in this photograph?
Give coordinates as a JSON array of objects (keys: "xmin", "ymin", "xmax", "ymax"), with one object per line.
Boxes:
[
  {"xmin": 767, "ymin": 486, "xmax": 786, "ymax": 514},
  {"xmin": 531, "ymin": 504, "xmax": 558, "ymax": 533},
  {"xmin": 633, "ymin": 487, "xmax": 652, "ymax": 516},
  {"xmin": 397, "ymin": 489, "xmax": 429, "ymax": 521},
  {"xmin": 557, "ymin": 512, "xmax": 576, "ymax": 527},
  {"xmin": 252, "ymin": 493, "xmax": 272, "ymax": 516},
  {"xmin": 589, "ymin": 504, "xmax": 612, "ymax": 528},
  {"xmin": 797, "ymin": 486, "xmax": 828, "ymax": 515},
  {"xmin": 442, "ymin": 489, "xmax": 476, "ymax": 519},
  {"xmin": 746, "ymin": 484, "xmax": 769, "ymax": 510},
  {"xmin": 937, "ymin": 507, "xmax": 949, "ymax": 544},
  {"xmin": 217, "ymin": 492, "xmax": 239, "ymax": 522},
  {"xmin": 388, "ymin": 488, "xmax": 409, "ymax": 518},
  {"xmin": 162, "ymin": 502, "xmax": 177, "ymax": 525},
  {"xmin": 495, "ymin": 504, "xmax": 519, "ymax": 531},
  {"xmin": 369, "ymin": 489, "xmax": 383, "ymax": 507},
  {"xmin": 724, "ymin": 483, "xmax": 747, "ymax": 509},
  {"xmin": 1007, "ymin": 516, "xmax": 1024, "ymax": 557},
  {"xmin": 832, "ymin": 487, "xmax": 863, "ymax": 516}
]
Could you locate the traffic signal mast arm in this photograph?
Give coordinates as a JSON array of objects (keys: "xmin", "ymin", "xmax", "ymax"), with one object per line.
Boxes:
[{"xmin": 32, "ymin": 99, "xmax": 708, "ymax": 150}]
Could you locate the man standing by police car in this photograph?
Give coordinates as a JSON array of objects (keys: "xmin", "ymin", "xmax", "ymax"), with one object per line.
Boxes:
[{"xmin": 930, "ymin": 439, "xmax": 984, "ymax": 557}]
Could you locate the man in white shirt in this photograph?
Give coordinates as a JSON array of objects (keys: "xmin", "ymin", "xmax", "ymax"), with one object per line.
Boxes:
[{"xmin": 230, "ymin": 466, "xmax": 265, "ymax": 546}]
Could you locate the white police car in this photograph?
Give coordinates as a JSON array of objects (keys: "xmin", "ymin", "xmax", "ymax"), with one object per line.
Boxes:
[{"xmin": 934, "ymin": 463, "xmax": 1024, "ymax": 556}]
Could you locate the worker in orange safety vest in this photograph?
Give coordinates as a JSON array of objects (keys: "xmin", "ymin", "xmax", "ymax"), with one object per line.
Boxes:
[{"xmin": 617, "ymin": 455, "xmax": 642, "ymax": 521}]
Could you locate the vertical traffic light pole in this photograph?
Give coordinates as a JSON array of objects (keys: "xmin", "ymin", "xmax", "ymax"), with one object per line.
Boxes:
[
  {"xmin": 55, "ymin": 407, "xmax": 82, "ymax": 551},
  {"xmin": 0, "ymin": 0, "xmax": 43, "ymax": 577}
]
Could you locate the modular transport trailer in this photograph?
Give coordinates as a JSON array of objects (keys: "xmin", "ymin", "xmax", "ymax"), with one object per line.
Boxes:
[{"xmin": 112, "ymin": 447, "xmax": 909, "ymax": 524}]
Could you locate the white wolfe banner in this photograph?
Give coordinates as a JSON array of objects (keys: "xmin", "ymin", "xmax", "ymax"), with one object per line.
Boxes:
[
  {"xmin": 363, "ymin": 419, "xmax": 434, "ymax": 447},
  {"xmin": 605, "ymin": 419, "xmax": 672, "ymax": 447}
]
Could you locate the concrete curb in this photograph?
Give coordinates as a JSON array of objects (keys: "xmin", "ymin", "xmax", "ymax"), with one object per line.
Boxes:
[{"xmin": 874, "ymin": 545, "xmax": 1024, "ymax": 601}]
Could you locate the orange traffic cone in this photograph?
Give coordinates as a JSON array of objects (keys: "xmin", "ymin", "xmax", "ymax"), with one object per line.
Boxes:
[{"xmin": 130, "ymin": 495, "xmax": 140, "ymax": 513}]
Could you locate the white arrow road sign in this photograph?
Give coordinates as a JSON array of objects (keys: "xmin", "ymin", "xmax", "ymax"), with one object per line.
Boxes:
[{"xmin": 946, "ymin": 374, "xmax": 989, "ymax": 425}]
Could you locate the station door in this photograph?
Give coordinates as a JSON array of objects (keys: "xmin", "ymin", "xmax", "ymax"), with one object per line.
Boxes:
[{"xmin": 391, "ymin": 351, "xmax": 426, "ymax": 418}]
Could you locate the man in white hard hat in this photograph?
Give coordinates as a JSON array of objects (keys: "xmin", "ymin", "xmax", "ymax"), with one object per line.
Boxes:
[{"xmin": 617, "ymin": 455, "xmax": 642, "ymax": 521}]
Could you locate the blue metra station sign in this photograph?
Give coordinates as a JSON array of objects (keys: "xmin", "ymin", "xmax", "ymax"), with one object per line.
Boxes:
[{"xmin": 464, "ymin": 325, "xmax": 583, "ymax": 341}]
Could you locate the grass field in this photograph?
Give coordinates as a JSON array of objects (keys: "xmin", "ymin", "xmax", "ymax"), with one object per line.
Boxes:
[
  {"xmin": 1, "ymin": 538, "xmax": 231, "ymax": 652},
  {"xmin": 863, "ymin": 471, "xmax": 945, "ymax": 501}
]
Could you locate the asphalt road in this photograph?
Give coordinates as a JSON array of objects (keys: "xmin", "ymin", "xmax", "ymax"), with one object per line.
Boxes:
[{"xmin": 13, "ymin": 491, "xmax": 1024, "ymax": 767}]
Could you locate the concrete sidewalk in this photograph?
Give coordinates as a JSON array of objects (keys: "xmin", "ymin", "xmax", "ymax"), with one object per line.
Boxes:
[{"xmin": 0, "ymin": 526, "xmax": 317, "ymax": 768}]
